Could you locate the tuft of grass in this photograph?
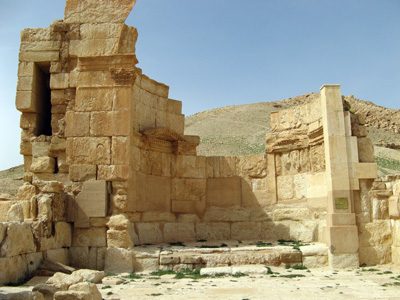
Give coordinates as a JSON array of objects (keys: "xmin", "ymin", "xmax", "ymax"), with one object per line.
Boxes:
[
  {"xmin": 279, "ymin": 274, "xmax": 306, "ymax": 278},
  {"xmin": 123, "ymin": 272, "xmax": 142, "ymax": 279},
  {"xmin": 256, "ymin": 241, "xmax": 273, "ymax": 247},
  {"xmin": 232, "ymin": 273, "xmax": 248, "ymax": 278},
  {"xmin": 169, "ymin": 241, "xmax": 186, "ymax": 247},
  {"xmin": 150, "ymin": 293, "xmax": 163, "ymax": 297},
  {"xmin": 278, "ymin": 239, "xmax": 296, "ymax": 244},
  {"xmin": 150, "ymin": 270, "xmax": 176, "ymax": 276},
  {"xmin": 174, "ymin": 272, "xmax": 186, "ymax": 279},
  {"xmin": 382, "ymin": 282, "xmax": 400, "ymax": 287},
  {"xmin": 292, "ymin": 264, "xmax": 308, "ymax": 270},
  {"xmin": 107, "ymin": 291, "xmax": 113, "ymax": 295},
  {"xmin": 199, "ymin": 243, "xmax": 228, "ymax": 248},
  {"xmin": 102, "ymin": 285, "xmax": 112, "ymax": 289},
  {"xmin": 361, "ymin": 268, "xmax": 380, "ymax": 272}
]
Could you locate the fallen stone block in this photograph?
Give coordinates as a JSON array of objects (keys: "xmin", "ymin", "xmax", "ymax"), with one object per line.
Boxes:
[
  {"xmin": 200, "ymin": 266, "xmax": 232, "ymax": 276},
  {"xmin": 33, "ymin": 283, "xmax": 60, "ymax": 300},
  {"xmin": 231, "ymin": 265, "xmax": 269, "ymax": 275},
  {"xmin": 72, "ymin": 269, "xmax": 105, "ymax": 284},
  {"xmin": 37, "ymin": 259, "xmax": 75, "ymax": 275},
  {"xmin": 0, "ymin": 291, "xmax": 44, "ymax": 300}
]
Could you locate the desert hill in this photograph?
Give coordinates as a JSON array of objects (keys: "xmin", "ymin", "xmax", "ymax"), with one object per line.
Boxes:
[{"xmin": 185, "ymin": 93, "xmax": 400, "ymax": 176}]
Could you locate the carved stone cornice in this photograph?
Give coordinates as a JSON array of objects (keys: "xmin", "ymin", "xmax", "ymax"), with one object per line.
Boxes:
[{"xmin": 140, "ymin": 128, "xmax": 199, "ymax": 155}]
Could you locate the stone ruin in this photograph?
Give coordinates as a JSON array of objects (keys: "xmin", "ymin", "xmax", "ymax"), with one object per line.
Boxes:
[{"xmin": 1, "ymin": 0, "xmax": 400, "ymax": 286}]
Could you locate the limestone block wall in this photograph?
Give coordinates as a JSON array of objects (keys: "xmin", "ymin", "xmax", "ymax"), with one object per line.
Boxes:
[
  {"xmin": 119, "ymin": 91, "xmax": 329, "ymax": 246},
  {"xmin": 356, "ymin": 175, "xmax": 400, "ymax": 266},
  {"xmin": 0, "ymin": 182, "xmax": 72, "ymax": 285}
]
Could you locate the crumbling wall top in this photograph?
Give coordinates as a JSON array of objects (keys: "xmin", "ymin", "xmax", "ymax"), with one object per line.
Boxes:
[{"xmin": 64, "ymin": 0, "xmax": 136, "ymax": 24}]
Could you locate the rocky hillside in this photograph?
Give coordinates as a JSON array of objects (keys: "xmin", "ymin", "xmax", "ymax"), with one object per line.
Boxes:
[{"xmin": 185, "ymin": 93, "xmax": 400, "ymax": 176}]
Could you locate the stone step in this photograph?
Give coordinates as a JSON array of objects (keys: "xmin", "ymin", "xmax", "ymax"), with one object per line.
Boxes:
[{"xmin": 131, "ymin": 241, "xmax": 329, "ymax": 273}]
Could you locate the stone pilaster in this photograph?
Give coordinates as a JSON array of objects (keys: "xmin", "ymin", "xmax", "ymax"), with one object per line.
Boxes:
[{"xmin": 320, "ymin": 84, "xmax": 360, "ymax": 268}]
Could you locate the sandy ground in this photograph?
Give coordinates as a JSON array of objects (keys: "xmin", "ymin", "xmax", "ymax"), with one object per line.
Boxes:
[
  {"xmin": 96, "ymin": 265, "xmax": 400, "ymax": 300},
  {"xmin": 3, "ymin": 264, "xmax": 400, "ymax": 300}
]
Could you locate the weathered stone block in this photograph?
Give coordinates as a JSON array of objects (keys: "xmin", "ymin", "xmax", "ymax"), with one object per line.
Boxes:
[
  {"xmin": 359, "ymin": 245, "xmax": 391, "ymax": 266},
  {"xmin": 72, "ymin": 227, "xmax": 107, "ymax": 247},
  {"xmin": 163, "ymin": 223, "xmax": 196, "ymax": 243},
  {"xmin": 241, "ymin": 178, "xmax": 275, "ymax": 207},
  {"xmin": 1, "ymin": 222, "xmax": 36, "ymax": 257},
  {"xmin": 171, "ymin": 178, "xmax": 206, "ymax": 202},
  {"xmin": 261, "ymin": 221, "xmax": 291, "ymax": 241},
  {"xmin": 90, "ymin": 111, "xmax": 112, "ymax": 136},
  {"xmin": 57, "ymin": 152, "xmax": 69, "ymax": 173},
  {"xmin": 196, "ymin": 222, "xmax": 230, "ymax": 241},
  {"xmin": 112, "ymin": 136, "xmax": 128, "ymax": 165},
  {"xmin": 0, "ymin": 256, "xmax": 28, "ymax": 285},
  {"xmin": 277, "ymin": 176, "xmax": 294, "ymax": 200},
  {"xmin": 203, "ymin": 207, "xmax": 250, "ymax": 222},
  {"xmin": 65, "ymin": 112, "xmax": 90, "ymax": 137},
  {"xmin": 207, "ymin": 177, "xmax": 241, "ymax": 208},
  {"xmin": 172, "ymin": 155, "xmax": 206, "ymax": 178},
  {"xmin": 7, "ymin": 203, "xmax": 24, "ymax": 222},
  {"xmin": 46, "ymin": 248, "xmax": 69, "ymax": 265},
  {"xmin": 50, "ymin": 73, "xmax": 69, "ymax": 89},
  {"xmin": 64, "ymin": 0, "xmax": 135, "ymax": 23},
  {"xmin": 107, "ymin": 214, "xmax": 130, "ymax": 230},
  {"xmin": 104, "ymin": 247, "xmax": 133, "ymax": 274},
  {"xmin": 171, "ymin": 200, "xmax": 206, "ymax": 215},
  {"xmin": 389, "ymin": 196, "xmax": 400, "ymax": 218},
  {"xmin": 69, "ymin": 165, "xmax": 97, "ymax": 182},
  {"xmin": 19, "ymin": 51, "xmax": 59, "ymax": 62},
  {"xmin": 16, "ymin": 91, "xmax": 36, "ymax": 113},
  {"xmin": 107, "ymin": 229, "xmax": 133, "ymax": 248},
  {"xmin": 136, "ymin": 223, "xmax": 163, "ymax": 245},
  {"xmin": 392, "ymin": 246, "xmax": 400, "ymax": 265},
  {"xmin": 272, "ymin": 206, "xmax": 310, "ymax": 221},
  {"xmin": 135, "ymin": 174, "xmax": 171, "ymax": 212},
  {"xmin": 112, "ymin": 110, "xmax": 130, "ymax": 136},
  {"xmin": 75, "ymin": 181, "xmax": 108, "ymax": 227},
  {"xmin": 70, "ymin": 38, "xmax": 119, "ymax": 57},
  {"xmin": 20, "ymin": 113, "xmax": 38, "ymax": 130},
  {"xmin": 80, "ymin": 23, "xmax": 124, "ymax": 39},
  {"xmin": 69, "ymin": 246, "xmax": 89, "ymax": 269},
  {"xmin": 358, "ymin": 137, "xmax": 375, "ymax": 163},
  {"xmin": 75, "ymin": 87, "xmax": 114, "ymax": 112},
  {"xmin": 329, "ymin": 225, "xmax": 359, "ymax": 253},
  {"xmin": 358, "ymin": 220, "xmax": 392, "ymax": 247},
  {"xmin": 98, "ymin": 165, "xmax": 129, "ymax": 181},
  {"xmin": 18, "ymin": 61, "xmax": 35, "ymax": 77},
  {"xmin": 66, "ymin": 137, "xmax": 111, "ymax": 165},
  {"xmin": 328, "ymin": 252, "xmax": 359, "ymax": 268},
  {"xmin": 231, "ymin": 222, "xmax": 262, "ymax": 241},
  {"xmin": 17, "ymin": 182, "xmax": 36, "ymax": 201},
  {"xmin": 141, "ymin": 212, "xmax": 176, "ymax": 222}
]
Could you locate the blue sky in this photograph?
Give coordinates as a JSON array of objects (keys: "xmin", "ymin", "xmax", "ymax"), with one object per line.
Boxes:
[{"xmin": 0, "ymin": 0, "xmax": 399, "ymax": 171}]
